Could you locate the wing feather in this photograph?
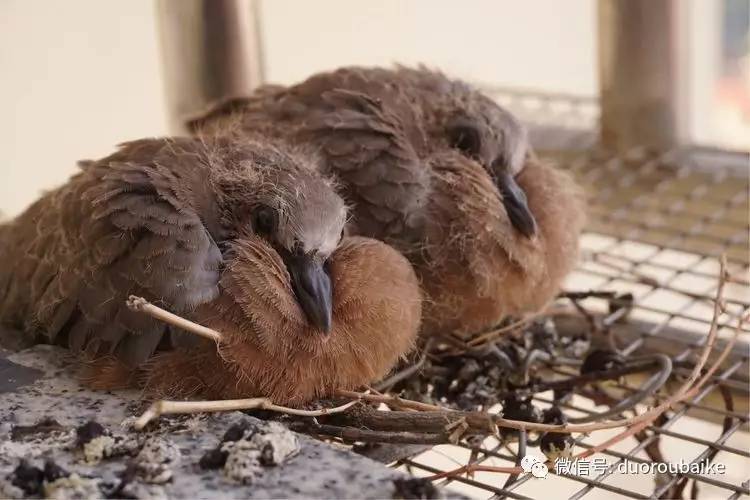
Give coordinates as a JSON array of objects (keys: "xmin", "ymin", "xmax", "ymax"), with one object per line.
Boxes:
[
  {"xmin": 232, "ymin": 68, "xmax": 431, "ymax": 248},
  {"xmin": 0, "ymin": 139, "xmax": 223, "ymax": 366}
]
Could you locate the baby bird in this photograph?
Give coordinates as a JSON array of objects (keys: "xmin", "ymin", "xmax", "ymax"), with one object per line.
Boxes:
[
  {"xmin": 196, "ymin": 66, "xmax": 586, "ymax": 336},
  {"xmin": 141, "ymin": 235, "xmax": 420, "ymax": 403},
  {"xmin": 0, "ymin": 137, "xmax": 421, "ymax": 400}
]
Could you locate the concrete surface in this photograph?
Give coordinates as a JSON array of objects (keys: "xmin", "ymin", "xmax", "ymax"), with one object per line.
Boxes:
[{"xmin": 0, "ymin": 345, "xmax": 444, "ymax": 499}]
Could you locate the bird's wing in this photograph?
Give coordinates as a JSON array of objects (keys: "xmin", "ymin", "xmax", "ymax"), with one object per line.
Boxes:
[
  {"xmin": 234, "ymin": 68, "xmax": 431, "ymax": 249},
  {"xmin": 0, "ymin": 139, "xmax": 222, "ymax": 366}
]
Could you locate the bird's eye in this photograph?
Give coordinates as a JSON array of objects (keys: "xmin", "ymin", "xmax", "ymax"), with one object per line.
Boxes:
[
  {"xmin": 447, "ymin": 123, "xmax": 481, "ymax": 158},
  {"xmin": 252, "ymin": 206, "xmax": 277, "ymax": 236},
  {"xmin": 291, "ymin": 239, "xmax": 303, "ymax": 255}
]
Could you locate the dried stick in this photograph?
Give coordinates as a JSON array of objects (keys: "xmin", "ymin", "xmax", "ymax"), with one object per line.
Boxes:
[
  {"xmin": 692, "ymin": 311, "xmax": 747, "ymax": 392},
  {"xmin": 128, "ymin": 258, "xmax": 737, "ymax": 439},
  {"xmin": 430, "ymin": 256, "xmax": 737, "ymax": 480},
  {"xmin": 373, "ymin": 338, "xmax": 435, "ymax": 392},
  {"xmin": 566, "ymin": 353, "xmax": 672, "ymax": 423},
  {"xmin": 134, "ymin": 397, "xmax": 359, "ymax": 430},
  {"xmin": 335, "ymin": 382, "xmax": 687, "ymax": 435},
  {"xmin": 126, "ymin": 296, "xmax": 223, "ymax": 343},
  {"xmin": 573, "ymin": 418, "xmax": 652, "ymax": 462},
  {"xmin": 334, "ymin": 389, "xmax": 445, "ymax": 412},
  {"xmin": 467, "ymin": 308, "xmax": 552, "ymax": 347},
  {"xmin": 289, "ymin": 422, "xmax": 446, "ymax": 445},
  {"xmin": 565, "ymin": 268, "xmax": 742, "ymax": 461},
  {"xmin": 496, "ymin": 356, "xmax": 661, "ymax": 398}
]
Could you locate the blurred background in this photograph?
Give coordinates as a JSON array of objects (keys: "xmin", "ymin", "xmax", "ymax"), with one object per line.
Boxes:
[{"xmin": 0, "ymin": 0, "xmax": 747, "ymax": 217}]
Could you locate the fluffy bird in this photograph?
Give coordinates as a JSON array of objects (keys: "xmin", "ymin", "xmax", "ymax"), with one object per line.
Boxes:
[
  {"xmin": 141, "ymin": 235, "xmax": 420, "ymax": 402},
  {"xmin": 196, "ymin": 66, "xmax": 586, "ymax": 336},
  {"xmin": 0, "ymin": 137, "xmax": 421, "ymax": 402}
]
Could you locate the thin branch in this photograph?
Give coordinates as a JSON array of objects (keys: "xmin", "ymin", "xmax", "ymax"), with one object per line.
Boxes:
[
  {"xmin": 428, "ymin": 256, "xmax": 736, "ymax": 482},
  {"xmin": 334, "ymin": 389, "xmax": 445, "ymax": 412},
  {"xmin": 567, "ymin": 353, "xmax": 672, "ymax": 423},
  {"xmin": 126, "ymin": 295, "xmax": 223, "ymax": 343},
  {"xmin": 333, "ymin": 387, "xmax": 661, "ymax": 435},
  {"xmin": 573, "ymin": 419, "xmax": 651, "ymax": 462},
  {"xmin": 374, "ymin": 338, "xmax": 435, "ymax": 392},
  {"xmin": 127, "ymin": 258, "xmax": 739, "ymax": 465},
  {"xmin": 134, "ymin": 397, "xmax": 358, "ymax": 430},
  {"xmin": 692, "ymin": 311, "xmax": 747, "ymax": 392},
  {"xmin": 467, "ymin": 308, "xmax": 552, "ymax": 347},
  {"xmin": 558, "ymin": 290, "xmax": 618, "ymax": 300},
  {"xmin": 290, "ymin": 422, "xmax": 446, "ymax": 444},
  {"xmin": 496, "ymin": 357, "xmax": 661, "ymax": 398}
]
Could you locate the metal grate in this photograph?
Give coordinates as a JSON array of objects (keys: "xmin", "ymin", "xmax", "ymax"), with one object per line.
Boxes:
[{"xmin": 390, "ymin": 90, "xmax": 750, "ymax": 499}]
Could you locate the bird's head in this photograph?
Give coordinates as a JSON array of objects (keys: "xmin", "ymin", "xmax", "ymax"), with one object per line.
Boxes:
[
  {"xmin": 210, "ymin": 140, "xmax": 346, "ymax": 334},
  {"xmin": 439, "ymin": 89, "xmax": 536, "ymax": 238},
  {"xmin": 188, "ymin": 235, "xmax": 421, "ymax": 403}
]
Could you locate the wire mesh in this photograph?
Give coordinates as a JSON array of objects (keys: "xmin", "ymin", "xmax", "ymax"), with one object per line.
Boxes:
[{"xmin": 391, "ymin": 89, "xmax": 750, "ymax": 499}]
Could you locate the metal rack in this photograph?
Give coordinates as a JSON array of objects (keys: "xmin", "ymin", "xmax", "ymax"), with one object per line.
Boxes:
[{"xmin": 394, "ymin": 89, "xmax": 750, "ymax": 499}]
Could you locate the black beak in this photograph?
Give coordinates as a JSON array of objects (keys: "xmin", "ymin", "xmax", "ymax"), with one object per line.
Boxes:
[
  {"xmin": 497, "ymin": 172, "xmax": 537, "ymax": 238},
  {"xmin": 283, "ymin": 252, "xmax": 333, "ymax": 334}
]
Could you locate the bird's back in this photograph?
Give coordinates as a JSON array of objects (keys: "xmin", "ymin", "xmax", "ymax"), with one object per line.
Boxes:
[
  {"xmin": 0, "ymin": 175, "xmax": 83, "ymax": 336},
  {"xmin": 200, "ymin": 67, "xmax": 435, "ymax": 251},
  {"xmin": 195, "ymin": 67, "xmax": 585, "ymax": 338},
  {"xmin": 0, "ymin": 139, "xmax": 225, "ymax": 366}
]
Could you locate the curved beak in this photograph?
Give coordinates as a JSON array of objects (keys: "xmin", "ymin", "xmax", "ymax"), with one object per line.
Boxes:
[
  {"xmin": 283, "ymin": 252, "xmax": 333, "ymax": 334},
  {"xmin": 498, "ymin": 172, "xmax": 537, "ymax": 238}
]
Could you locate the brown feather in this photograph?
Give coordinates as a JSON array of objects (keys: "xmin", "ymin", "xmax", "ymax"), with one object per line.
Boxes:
[
  {"xmin": 1, "ymin": 135, "xmax": 421, "ymax": 402},
  {"xmin": 197, "ymin": 66, "xmax": 586, "ymax": 337},
  {"xmin": 139, "ymin": 236, "xmax": 421, "ymax": 404}
]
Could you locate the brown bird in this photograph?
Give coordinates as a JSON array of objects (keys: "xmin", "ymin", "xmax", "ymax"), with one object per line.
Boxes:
[
  {"xmin": 139, "ymin": 235, "xmax": 420, "ymax": 403},
  {"xmin": 196, "ymin": 66, "xmax": 586, "ymax": 336},
  {"xmin": 0, "ymin": 136, "xmax": 421, "ymax": 401}
]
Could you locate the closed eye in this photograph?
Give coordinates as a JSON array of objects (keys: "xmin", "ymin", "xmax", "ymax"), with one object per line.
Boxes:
[
  {"xmin": 253, "ymin": 205, "xmax": 277, "ymax": 236},
  {"xmin": 447, "ymin": 124, "xmax": 482, "ymax": 158},
  {"xmin": 291, "ymin": 239, "xmax": 304, "ymax": 255}
]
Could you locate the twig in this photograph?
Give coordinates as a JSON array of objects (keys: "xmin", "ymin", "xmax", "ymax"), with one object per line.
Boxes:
[
  {"xmin": 430, "ymin": 255, "xmax": 736, "ymax": 481},
  {"xmin": 290, "ymin": 422, "xmax": 446, "ymax": 444},
  {"xmin": 567, "ymin": 283, "xmax": 743, "ymax": 466},
  {"xmin": 334, "ymin": 382, "xmax": 694, "ymax": 436},
  {"xmin": 692, "ymin": 311, "xmax": 746, "ymax": 392},
  {"xmin": 126, "ymin": 295, "xmax": 223, "ymax": 343},
  {"xmin": 567, "ymin": 353, "xmax": 672, "ymax": 423},
  {"xmin": 467, "ymin": 308, "xmax": 552, "ymax": 347},
  {"xmin": 496, "ymin": 356, "xmax": 661, "ymax": 398},
  {"xmin": 334, "ymin": 389, "xmax": 445, "ymax": 412},
  {"xmin": 568, "ymin": 256, "xmax": 729, "ymax": 432},
  {"xmin": 374, "ymin": 338, "xmax": 435, "ymax": 392},
  {"xmin": 134, "ymin": 397, "xmax": 358, "ymax": 430},
  {"xmin": 559, "ymin": 291, "xmax": 618, "ymax": 300},
  {"xmin": 573, "ymin": 419, "xmax": 652, "ymax": 462},
  {"xmin": 634, "ymin": 413, "xmax": 669, "ymax": 465},
  {"xmin": 126, "ymin": 259, "xmax": 738, "ymax": 449}
]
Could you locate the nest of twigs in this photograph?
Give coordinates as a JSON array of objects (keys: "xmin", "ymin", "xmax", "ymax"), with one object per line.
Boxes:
[{"xmin": 133, "ymin": 257, "xmax": 746, "ymax": 497}]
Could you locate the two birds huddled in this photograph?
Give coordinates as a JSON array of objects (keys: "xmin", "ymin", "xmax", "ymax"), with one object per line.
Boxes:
[{"xmin": 0, "ymin": 67, "xmax": 585, "ymax": 404}]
